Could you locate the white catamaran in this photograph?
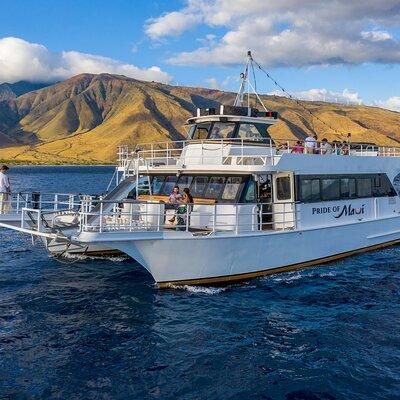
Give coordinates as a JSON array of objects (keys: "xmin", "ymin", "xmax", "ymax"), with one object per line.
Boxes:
[{"xmin": 2, "ymin": 52, "xmax": 400, "ymax": 286}]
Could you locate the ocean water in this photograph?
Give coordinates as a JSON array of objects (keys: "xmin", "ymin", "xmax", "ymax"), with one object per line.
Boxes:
[{"xmin": 0, "ymin": 166, "xmax": 399, "ymax": 400}]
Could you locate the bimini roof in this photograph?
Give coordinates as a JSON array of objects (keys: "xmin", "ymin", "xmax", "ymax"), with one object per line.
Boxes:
[{"xmin": 187, "ymin": 105, "xmax": 279, "ymax": 125}]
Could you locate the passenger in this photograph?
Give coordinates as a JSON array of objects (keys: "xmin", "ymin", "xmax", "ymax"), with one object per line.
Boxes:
[
  {"xmin": 334, "ymin": 141, "xmax": 342, "ymax": 155},
  {"xmin": 168, "ymin": 185, "xmax": 182, "ymax": 207},
  {"xmin": 320, "ymin": 138, "xmax": 333, "ymax": 155},
  {"xmin": 167, "ymin": 185, "xmax": 182, "ymax": 223},
  {"xmin": 291, "ymin": 141, "xmax": 304, "ymax": 153},
  {"xmin": 0, "ymin": 165, "xmax": 11, "ymax": 214},
  {"xmin": 277, "ymin": 143, "xmax": 288, "ymax": 153},
  {"xmin": 176, "ymin": 188, "xmax": 194, "ymax": 231},
  {"xmin": 341, "ymin": 141, "xmax": 349, "ymax": 155},
  {"xmin": 304, "ymin": 133, "xmax": 317, "ymax": 154}
]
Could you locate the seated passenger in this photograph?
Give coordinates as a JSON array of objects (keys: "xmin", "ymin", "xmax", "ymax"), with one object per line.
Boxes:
[
  {"xmin": 320, "ymin": 138, "xmax": 333, "ymax": 155},
  {"xmin": 167, "ymin": 185, "xmax": 182, "ymax": 223},
  {"xmin": 291, "ymin": 141, "xmax": 304, "ymax": 153},
  {"xmin": 176, "ymin": 188, "xmax": 194, "ymax": 231},
  {"xmin": 168, "ymin": 186, "xmax": 182, "ymax": 208}
]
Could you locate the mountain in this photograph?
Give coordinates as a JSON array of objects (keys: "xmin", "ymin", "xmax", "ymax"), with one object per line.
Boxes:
[
  {"xmin": 0, "ymin": 73, "xmax": 399, "ymax": 164},
  {"xmin": 0, "ymin": 81, "xmax": 51, "ymax": 101}
]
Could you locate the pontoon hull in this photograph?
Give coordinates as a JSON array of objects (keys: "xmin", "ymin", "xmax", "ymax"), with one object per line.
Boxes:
[{"xmin": 79, "ymin": 215, "xmax": 400, "ymax": 286}]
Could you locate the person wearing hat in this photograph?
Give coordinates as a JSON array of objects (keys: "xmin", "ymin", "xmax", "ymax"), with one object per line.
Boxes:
[{"xmin": 0, "ymin": 165, "xmax": 11, "ymax": 214}]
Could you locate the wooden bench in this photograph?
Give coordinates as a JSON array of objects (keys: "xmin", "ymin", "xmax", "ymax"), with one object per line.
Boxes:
[{"xmin": 137, "ymin": 194, "xmax": 217, "ymax": 205}]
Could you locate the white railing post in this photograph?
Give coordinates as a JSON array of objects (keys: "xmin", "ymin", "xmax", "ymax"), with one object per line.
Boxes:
[
  {"xmin": 185, "ymin": 206, "xmax": 189, "ymax": 232},
  {"xmin": 235, "ymin": 206, "xmax": 239, "ymax": 234},
  {"xmin": 213, "ymin": 204, "xmax": 217, "ymax": 232},
  {"xmin": 54, "ymin": 194, "xmax": 58, "ymax": 211},
  {"xmin": 157, "ymin": 203, "xmax": 162, "ymax": 232},
  {"xmin": 99, "ymin": 202, "xmax": 103, "ymax": 233}
]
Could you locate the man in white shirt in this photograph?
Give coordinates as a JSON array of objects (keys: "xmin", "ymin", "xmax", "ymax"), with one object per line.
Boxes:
[
  {"xmin": 0, "ymin": 165, "xmax": 11, "ymax": 214},
  {"xmin": 304, "ymin": 133, "xmax": 317, "ymax": 154},
  {"xmin": 320, "ymin": 138, "xmax": 333, "ymax": 155}
]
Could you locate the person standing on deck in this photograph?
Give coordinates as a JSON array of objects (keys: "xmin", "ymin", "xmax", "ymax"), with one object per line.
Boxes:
[
  {"xmin": 304, "ymin": 133, "xmax": 317, "ymax": 154},
  {"xmin": 0, "ymin": 165, "xmax": 11, "ymax": 214}
]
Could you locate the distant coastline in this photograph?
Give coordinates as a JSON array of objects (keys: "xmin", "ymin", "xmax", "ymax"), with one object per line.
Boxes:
[{"xmin": 0, "ymin": 160, "xmax": 115, "ymax": 166}]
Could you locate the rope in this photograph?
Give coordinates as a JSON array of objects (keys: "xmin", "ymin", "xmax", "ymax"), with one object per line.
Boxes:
[{"xmin": 251, "ymin": 58, "xmax": 348, "ymax": 137}]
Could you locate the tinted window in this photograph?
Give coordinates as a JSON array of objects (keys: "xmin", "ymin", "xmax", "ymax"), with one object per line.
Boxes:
[
  {"xmin": 222, "ymin": 177, "xmax": 243, "ymax": 200},
  {"xmin": 151, "ymin": 176, "xmax": 165, "ymax": 194},
  {"xmin": 209, "ymin": 123, "xmax": 236, "ymax": 139},
  {"xmin": 205, "ymin": 176, "xmax": 226, "ymax": 198},
  {"xmin": 237, "ymin": 123, "xmax": 266, "ymax": 141},
  {"xmin": 177, "ymin": 175, "xmax": 193, "ymax": 189},
  {"xmin": 243, "ymin": 180, "xmax": 257, "ymax": 202},
  {"xmin": 393, "ymin": 173, "xmax": 400, "ymax": 195},
  {"xmin": 340, "ymin": 178, "xmax": 356, "ymax": 198},
  {"xmin": 191, "ymin": 123, "xmax": 211, "ymax": 140},
  {"xmin": 190, "ymin": 176, "xmax": 209, "ymax": 197},
  {"xmin": 357, "ymin": 178, "xmax": 372, "ymax": 197},
  {"xmin": 321, "ymin": 179, "xmax": 340, "ymax": 200},
  {"xmin": 372, "ymin": 174, "xmax": 396, "ymax": 197},
  {"xmin": 301, "ymin": 179, "xmax": 320, "ymax": 202},
  {"xmin": 276, "ymin": 176, "xmax": 291, "ymax": 200},
  {"xmin": 161, "ymin": 176, "xmax": 177, "ymax": 195}
]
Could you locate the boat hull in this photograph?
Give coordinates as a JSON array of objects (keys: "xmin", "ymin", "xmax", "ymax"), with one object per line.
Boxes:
[{"xmin": 86, "ymin": 215, "xmax": 400, "ymax": 286}]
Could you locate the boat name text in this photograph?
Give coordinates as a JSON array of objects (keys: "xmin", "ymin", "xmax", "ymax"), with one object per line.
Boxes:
[{"xmin": 312, "ymin": 204, "xmax": 366, "ymax": 218}]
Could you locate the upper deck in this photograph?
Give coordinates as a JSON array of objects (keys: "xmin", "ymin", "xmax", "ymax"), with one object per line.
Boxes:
[
  {"xmin": 116, "ymin": 106, "xmax": 400, "ymax": 177},
  {"xmin": 117, "ymin": 138, "xmax": 400, "ymax": 177}
]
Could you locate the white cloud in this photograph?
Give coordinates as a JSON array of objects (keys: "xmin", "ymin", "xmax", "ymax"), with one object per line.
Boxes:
[
  {"xmin": 361, "ymin": 30, "xmax": 393, "ymax": 42},
  {"xmin": 0, "ymin": 37, "xmax": 171, "ymax": 84},
  {"xmin": 145, "ymin": 11, "xmax": 202, "ymax": 39},
  {"xmin": 268, "ymin": 88, "xmax": 363, "ymax": 105},
  {"xmin": 374, "ymin": 96, "xmax": 400, "ymax": 112},
  {"xmin": 145, "ymin": 0, "xmax": 400, "ymax": 68},
  {"xmin": 204, "ymin": 77, "xmax": 220, "ymax": 89}
]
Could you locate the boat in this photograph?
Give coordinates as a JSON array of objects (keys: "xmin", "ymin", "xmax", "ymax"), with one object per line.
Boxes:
[{"xmin": 2, "ymin": 51, "xmax": 400, "ymax": 285}]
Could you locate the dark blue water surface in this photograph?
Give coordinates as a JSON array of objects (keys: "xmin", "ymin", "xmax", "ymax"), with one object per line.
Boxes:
[{"xmin": 1, "ymin": 166, "xmax": 400, "ymax": 400}]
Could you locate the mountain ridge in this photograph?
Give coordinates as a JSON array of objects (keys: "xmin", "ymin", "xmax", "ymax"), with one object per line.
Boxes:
[{"xmin": 0, "ymin": 74, "xmax": 399, "ymax": 164}]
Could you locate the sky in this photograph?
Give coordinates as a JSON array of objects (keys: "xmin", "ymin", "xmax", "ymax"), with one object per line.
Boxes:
[{"xmin": 0, "ymin": 0, "xmax": 399, "ymax": 110}]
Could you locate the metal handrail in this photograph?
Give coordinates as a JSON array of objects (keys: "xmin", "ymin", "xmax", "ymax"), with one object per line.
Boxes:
[
  {"xmin": 76, "ymin": 199, "xmax": 298, "ymax": 235},
  {"xmin": 117, "ymin": 138, "xmax": 400, "ymax": 173}
]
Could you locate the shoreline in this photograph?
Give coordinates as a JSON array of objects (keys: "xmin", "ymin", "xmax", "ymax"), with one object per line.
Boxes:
[{"xmin": 1, "ymin": 162, "xmax": 115, "ymax": 167}]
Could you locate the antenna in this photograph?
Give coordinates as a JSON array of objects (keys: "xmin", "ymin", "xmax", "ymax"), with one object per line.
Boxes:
[
  {"xmin": 233, "ymin": 51, "xmax": 268, "ymax": 112},
  {"xmin": 233, "ymin": 51, "xmax": 252, "ymax": 107}
]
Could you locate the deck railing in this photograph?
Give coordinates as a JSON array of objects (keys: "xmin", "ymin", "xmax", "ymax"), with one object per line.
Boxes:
[
  {"xmin": 117, "ymin": 138, "xmax": 400, "ymax": 172},
  {"xmin": 0, "ymin": 192, "xmax": 86, "ymax": 216},
  {"xmin": 77, "ymin": 199, "xmax": 298, "ymax": 235}
]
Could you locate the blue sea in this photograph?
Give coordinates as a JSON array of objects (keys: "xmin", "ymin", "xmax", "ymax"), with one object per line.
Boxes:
[{"xmin": 1, "ymin": 166, "xmax": 399, "ymax": 400}]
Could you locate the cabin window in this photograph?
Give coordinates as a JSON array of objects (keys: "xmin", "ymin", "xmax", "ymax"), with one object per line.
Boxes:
[
  {"xmin": 321, "ymin": 178, "xmax": 340, "ymax": 201},
  {"xmin": 393, "ymin": 173, "xmax": 400, "ymax": 195},
  {"xmin": 161, "ymin": 175, "xmax": 177, "ymax": 195},
  {"xmin": 190, "ymin": 123, "xmax": 211, "ymax": 140},
  {"xmin": 190, "ymin": 176, "xmax": 209, "ymax": 197},
  {"xmin": 372, "ymin": 174, "xmax": 396, "ymax": 197},
  {"xmin": 151, "ymin": 176, "xmax": 165, "ymax": 194},
  {"xmin": 208, "ymin": 122, "xmax": 236, "ymax": 139},
  {"xmin": 276, "ymin": 176, "xmax": 291, "ymax": 201},
  {"xmin": 300, "ymin": 179, "xmax": 320, "ymax": 202},
  {"xmin": 237, "ymin": 123, "xmax": 266, "ymax": 141},
  {"xmin": 243, "ymin": 180, "xmax": 257, "ymax": 202},
  {"xmin": 177, "ymin": 175, "xmax": 193, "ymax": 188},
  {"xmin": 205, "ymin": 176, "xmax": 226, "ymax": 199},
  {"xmin": 340, "ymin": 178, "xmax": 356, "ymax": 198},
  {"xmin": 222, "ymin": 177, "xmax": 243, "ymax": 200},
  {"xmin": 357, "ymin": 178, "xmax": 372, "ymax": 197}
]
